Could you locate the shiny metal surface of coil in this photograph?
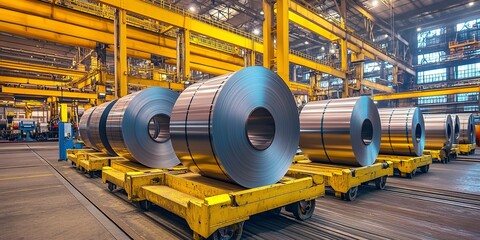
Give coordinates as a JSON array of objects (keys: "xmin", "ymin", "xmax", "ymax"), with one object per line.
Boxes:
[
  {"xmin": 458, "ymin": 113, "xmax": 475, "ymax": 144},
  {"xmin": 453, "ymin": 114, "xmax": 460, "ymax": 144},
  {"xmin": 170, "ymin": 67, "xmax": 299, "ymax": 188},
  {"xmin": 78, "ymin": 107, "xmax": 96, "ymax": 149},
  {"xmin": 106, "ymin": 87, "xmax": 180, "ymax": 168},
  {"xmin": 378, "ymin": 107, "xmax": 425, "ymax": 156},
  {"xmin": 89, "ymin": 100, "xmax": 117, "ymax": 155},
  {"xmin": 423, "ymin": 114, "xmax": 453, "ymax": 149},
  {"xmin": 299, "ymin": 96, "xmax": 381, "ymax": 166}
]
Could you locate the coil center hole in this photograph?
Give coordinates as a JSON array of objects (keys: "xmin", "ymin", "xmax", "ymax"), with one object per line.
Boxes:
[
  {"xmin": 455, "ymin": 123, "xmax": 459, "ymax": 137},
  {"xmin": 415, "ymin": 123, "xmax": 422, "ymax": 143},
  {"xmin": 447, "ymin": 123, "xmax": 452, "ymax": 140},
  {"xmin": 361, "ymin": 119, "xmax": 373, "ymax": 146},
  {"xmin": 148, "ymin": 114, "xmax": 170, "ymax": 143},
  {"xmin": 246, "ymin": 107, "xmax": 275, "ymax": 151}
]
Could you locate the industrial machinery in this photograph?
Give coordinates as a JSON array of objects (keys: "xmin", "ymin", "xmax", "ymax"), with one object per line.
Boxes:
[
  {"xmin": 16, "ymin": 119, "xmax": 37, "ymax": 142},
  {"xmin": 59, "ymin": 104, "xmax": 73, "ymax": 161}
]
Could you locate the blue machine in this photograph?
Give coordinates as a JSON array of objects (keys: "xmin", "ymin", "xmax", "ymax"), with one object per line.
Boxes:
[
  {"xmin": 58, "ymin": 122, "xmax": 73, "ymax": 161},
  {"xmin": 18, "ymin": 120, "xmax": 36, "ymax": 142}
]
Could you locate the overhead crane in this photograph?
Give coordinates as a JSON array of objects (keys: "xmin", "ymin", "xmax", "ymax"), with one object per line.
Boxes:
[
  {"xmin": 0, "ymin": 0, "xmax": 415, "ymax": 98},
  {"xmin": 373, "ymin": 85, "xmax": 479, "ymax": 101}
]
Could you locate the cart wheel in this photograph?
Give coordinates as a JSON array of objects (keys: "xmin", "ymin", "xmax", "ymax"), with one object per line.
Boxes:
[
  {"xmin": 374, "ymin": 176, "xmax": 387, "ymax": 190},
  {"xmin": 138, "ymin": 200, "xmax": 151, "ymax": 211},
  {"xmin": 268, "ymin": 207, "xmax": 282, "ymax": 215},
  {"xmin": 211, "ymin": 221, "xmax": 244, "ymax": 240},
  {"xmin": 88, "ymin": 171, "xmax": 94, "ymax": 178},
  {"xmin": 290, "ymin": 200, "xmax": 316, "ymax": 220},
  {"xmin": 343, "ymin": 186, "xmax": 358, "ymax": 201},
  {"xmin": 407, "ymin": 169, "xmax": 416, "ymax": 179},
  {"xmin": 420, "ymin": 164, "xmax": 430, "ymax": 173},
  {"xmin": 107, "ymin": 182, "xmax": 117, "ymax": 192}
]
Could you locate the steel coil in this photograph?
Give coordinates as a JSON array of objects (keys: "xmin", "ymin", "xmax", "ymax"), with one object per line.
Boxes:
[
  {"xmin": 170, "ymin": 67, "xmax": 299, "ymax": 188},
  {"xmin": 458, "ymin": 113, "xmax": 475, "ymax": 144},
  {"xmin": 106, "ymin": 87, "xmax": 180, "ymax": 168},
  {"xmin": 378, "ymin": 107, "xmax": 425, "ymax": 156},
  {"xmin": 452, "ymin": 114, "xmax": 460, "ymax": 144},
  {"xmin": 423, "ymin": 114, "xmax": 453, "ymax": 149},
  {"xmin": 299, "ymin": 96, "xmax": 381, "ymax": 166},
  {"xmin": 89, "ymin": 100, "xmax": 117, "ymax": 155},
  {"xmin": 78, "ymin": 106, "xmax": 96, "ymax": 148}
]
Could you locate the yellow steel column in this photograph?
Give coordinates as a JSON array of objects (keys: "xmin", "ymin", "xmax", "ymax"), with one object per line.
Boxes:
[
  {"xmin": 392, "ymin": 66, "xmax": 399, "ymax": 86},
  {"xmin": 277, "ymin": 0, "xmax": 290, "ymax": 86},
  {"xmin": 352, "ymin": 53, "xmax": 364, "ymax": 93},
  {"xmin": 184, "ymin": 27, "xmax": 191, "ymax": 81},
  {"xmin": 263, "ymin": 0, "xmax": 274, "ymax": 70},
  {"xmin": 340, "ymin": 0, "xmax": 348, "ymax": 98},
  {"xmin": 114, "ymin": 8, "xmax": 128, "ymax": 98}
]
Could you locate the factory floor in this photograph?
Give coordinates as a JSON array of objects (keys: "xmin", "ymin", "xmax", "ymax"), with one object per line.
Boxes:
[{"xmin": 1, "ymin": 142, "xmax": 479, "ymax": 239}]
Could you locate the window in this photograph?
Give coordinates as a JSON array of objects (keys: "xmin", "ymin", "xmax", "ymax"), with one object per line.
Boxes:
[
  {"xmin": 320, "ymin": 81, "xmax": 329, "ymax": 88},
  {"xmin": 457, "ymin": 62, "xmax": 480, "ymax": 79},
  {"xmin": 417, "ymin": 51, "xmax": 446, "ymax": 65},
  {"xmin": 364, "ymin": 77, "xmax": 377, "ymax": 82},
  {"xmin": 456, "ymin": 18, "xmax": 480, "ymax": 32},
  {"xmin": 457, "ymin": 92, "xmax": 479, "ymax": 102},
  {"xmin": 417, "ymin": 95, "xmax": 447, "ymax": 105},
  {"xmin": 417, "ymin": 68, "xmax": 447, "ymax": 84},
  {"xmin": 417, "ymin": 28, "xmax": 446, "ymax": 48},
  {"xmin": 464, "ymin": 105, "xmax": 479, "ymax": 112},
  {"xmin": 364, "ymin": 62, "xmax": 380, "ymax": 73}
]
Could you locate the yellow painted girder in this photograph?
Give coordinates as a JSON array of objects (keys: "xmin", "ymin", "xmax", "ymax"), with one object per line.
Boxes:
[
  {"xmin": 288, "ymin": 1, "xmax": 415, "ymax": 76},
  {"xmin": 361, "ymin": 80, "xmax": 394, "ymax": 93},
  {"xmin": 0, "ymin": 60, "xmax": 85, "ymax": 78},
  {"xmin": 0, "ymin": 76, "xmax": 69, "ymax": 87},
  {"xmin": 1, "ymin": 86, "xmax": 114, "ymax": 100},
  {"xmin": 373, "ymin": 85, "xmax": 479, "ymax": 101},
  {"xmin": 92, "ymin": 0, "xmax": 343, "ymax": 78},
  {"xmin": 0, "ymin": 7, "xmax": 243, "ymax": 74},
  {"xmin": 126, "ymin": 77, "xmax": 184, "ymax": 91}
]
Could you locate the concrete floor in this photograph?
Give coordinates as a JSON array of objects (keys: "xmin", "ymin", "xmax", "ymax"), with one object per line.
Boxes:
[{"xmin": 1, "ymin": 142, "xmax": 479, "ymax": 239}]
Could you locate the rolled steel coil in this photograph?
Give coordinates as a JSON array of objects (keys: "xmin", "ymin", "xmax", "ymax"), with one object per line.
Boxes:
[
  {"xmin": 458, "ymin": 113, "xmax": 475, "ymax": 144},
  {"xmin": 378, "ymin": 107, "xmax": 425, "ymax": 156},
  {"xmin": 170, "ymin": 67, "xmax": 299, "ymax": 188},
  {"xmin": 106, "ymin": 87, "xmax": 180, "ymax": 168},
  {"xmin": 78, "ymin": 106, "xmax": 96, "ymax": 148},
  {"xmin": 452, "ymin": 114, "xmax": 460, "ymax": 144},
  {"xmin": 423, "ymin": 114, "xmax": 453, "ymax": 149},
  {"xmin": 89, "ymin": 100, "xmax": 117, "ymax": 155},
  {"xmin": 299, "ymin": 96, "xmax": 381, "ymax": 166}
]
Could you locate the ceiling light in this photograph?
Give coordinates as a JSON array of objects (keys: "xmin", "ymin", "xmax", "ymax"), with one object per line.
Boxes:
[
  {"xmin": 468, "ymin": 2, "xmax": 474, "ymax": 6},
  {"xmin": 385, "ymin": 34, "xmax": 388, "ymax": 38},
  {"xmin": 260, "ymin": 11, "xmax": 264, "ymax": 15},
  {"xmin": 321, "ymin": 46, "xmax": 325, "ymax": 51},
  {"xmin": 304, "ymin": 41, "xmax": 309, "ymax": 45},
  {"xmin": 372, "ymin": 38, "xmax": 375, "ymax": 42},
  {"xmin": 253, "ymin": 28, "xmax": 260, "ymax": 35},
  {"xmin": 417, "ymin": 27, "xmax": 422, "ymax": 32},
  {"xmin": 189, "ymin": 6, "xmax": 196, "ymax": 12},
  {"xmin": 372, "ymin": 0, "xmax": 378, "ymax": 7}
]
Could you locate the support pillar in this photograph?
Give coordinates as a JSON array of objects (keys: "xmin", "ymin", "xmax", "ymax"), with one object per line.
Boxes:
[
  {"xmin": 276, "ymin": 0, "xmax": 290, "ymax": 86},
  {"xmin": 114, "ymin": 8, "xmax": 128, "ymax": 98}
]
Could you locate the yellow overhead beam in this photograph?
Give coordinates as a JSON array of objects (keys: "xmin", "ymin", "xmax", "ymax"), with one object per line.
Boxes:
[
  {"xmin": 288, "ymin": 1, "xmax": 415, "ymax": 76},
  {"xmin": 0, "ymin": 7, "xmax": 243, "ymax": 75},
  {"xmin": 1, "ymin": 86, "xmax": 114, "ymax": 101},
  {"xmin": 92, "ymin": 0, "xmax": 343, "ymax": 78},
  {"xmin": 373, "ymin": 86, "xmax": 479, "ymax": 101},
  {"xmin": 0, "ymin": 76, "xmax": 69, "ymax": 87},
  {"xmin": 289, "ymin": 54, "xmax": 346, "ymax": 78},
  {"xmin": 122, "ymin": 77, "xmax": 184, "ymax": 91},
  {"xmin": 0, "ymin": 60, "xmax": 85, "ymax": 78},
  {"xmin": 361, "ymin": 80, "xmax": 394, "ymax": 93}
]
